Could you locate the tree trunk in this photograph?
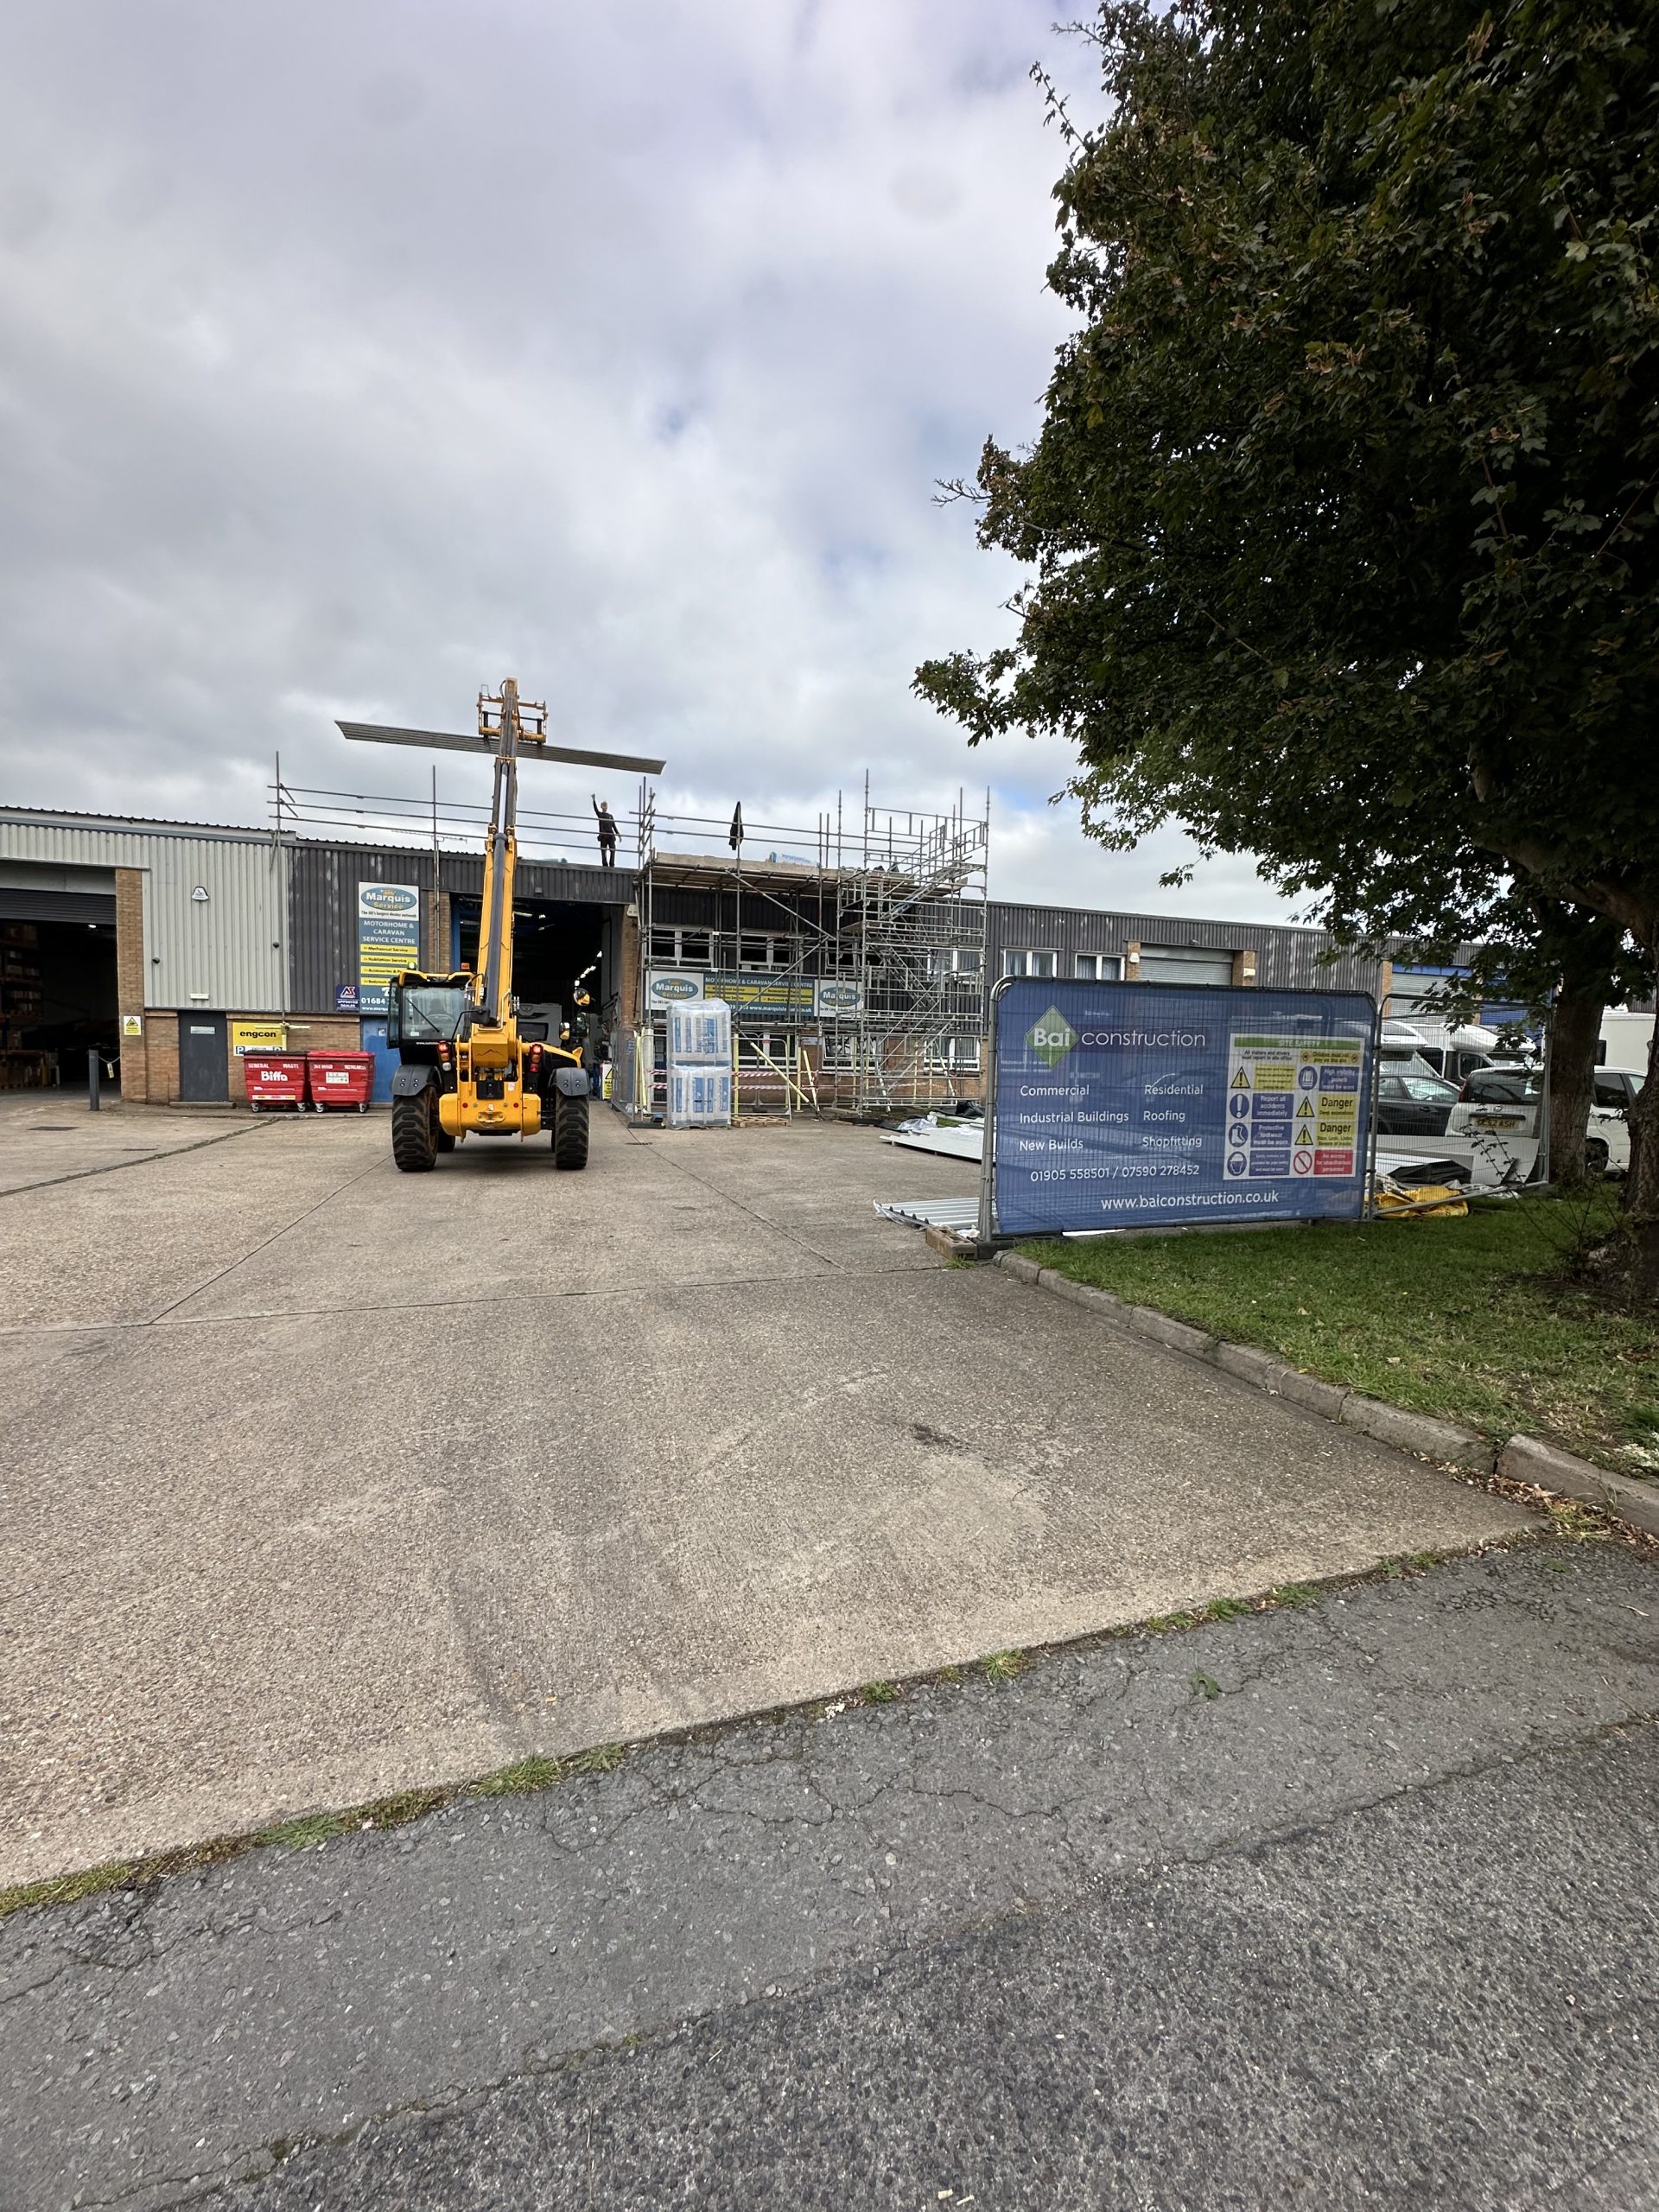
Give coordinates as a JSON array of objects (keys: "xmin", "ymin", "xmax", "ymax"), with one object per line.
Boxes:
[
  {"xmin": 1547, "ymin": 980, "xmax": 1602, "ymax": 1186},
  {"xmin": 1621, "ymin": 988, "xmax": 1659, "ymax": 1295}
]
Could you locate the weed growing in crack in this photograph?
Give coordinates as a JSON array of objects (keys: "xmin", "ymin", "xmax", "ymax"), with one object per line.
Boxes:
[
  {"xmin": 475, "ymin": 1757, "xmax": 564, "ymax": 1796},
  {"xmin": 252, "ymin": 1813, "xmax": 347, "ymax": 1851},
  {"xmin": 565, "ymin": 1743, "xmax": 628, "ymax": 1777},
  {"xmin": 861, "ymin": 1681, "xmax": 899, "ymax": 1704},
  {"xmin": 1190, "ymin": 1670, "xmax": 1223, "ymax": 1700},
  {"xmin": 1542, "ymin": 1499, "xmax": 1615, "ymax": 1544},
  {"xmin": 980, "ymin": 1651, "xmax": 1026, "ymax": 1684}
]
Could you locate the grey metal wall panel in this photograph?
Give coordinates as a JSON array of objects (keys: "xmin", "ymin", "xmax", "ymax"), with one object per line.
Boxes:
[
  {"xmin": 285, "ymin": 841, "xmax": 636, "ymax": 1010},
  {"xmin": 286, "ymin": 844, "xmax": 433, "ymax": 1014},
  {"xmin": 0, "ymin": 860, "xmax": 117, "ymax": 893},
  {"xmin": 146, "ymin": 836, "xmax": 286, "ymax": 1011},
  {"xmin": 987, "ymin": 900, "xmax": 1379, "ymax": 995},
  {"xmin": 0, "ymin": 814, "xmax": 285, "ymax": 1009}
]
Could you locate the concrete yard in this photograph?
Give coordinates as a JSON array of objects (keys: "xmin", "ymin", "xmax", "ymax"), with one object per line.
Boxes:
[{"xmin": 2, "ymin": 1099, "xmax": 1528, "ymax": 1888}]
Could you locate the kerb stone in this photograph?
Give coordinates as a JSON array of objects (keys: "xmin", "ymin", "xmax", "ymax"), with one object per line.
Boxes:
[
  {"xmin": 1498, "ymin": 1434, "xmax": 1659, "ymax": 1536},
  {"xmin": 1341, "ymin": 1395, "xmax": 1494, "ymax": 1473}
]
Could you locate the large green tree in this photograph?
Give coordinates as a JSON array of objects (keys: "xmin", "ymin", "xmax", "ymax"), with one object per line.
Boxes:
[{"xmin": 917, "ymin": 0, "xmax": 1659, "ymax": 1271}]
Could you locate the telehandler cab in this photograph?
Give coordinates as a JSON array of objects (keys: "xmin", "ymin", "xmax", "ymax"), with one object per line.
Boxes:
[{"xmin": 337, "ymin": 680, "xmax": 664, "ymax": 1173}]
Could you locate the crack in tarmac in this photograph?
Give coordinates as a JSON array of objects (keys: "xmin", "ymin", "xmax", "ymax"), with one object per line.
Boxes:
[{"xmin": 70, "ymin": 1707, "xmax": 1657, "ymax": 2211}]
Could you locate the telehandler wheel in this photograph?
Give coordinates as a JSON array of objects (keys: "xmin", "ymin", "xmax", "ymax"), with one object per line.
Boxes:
[
  {"xmin": 391, "ymin": 1089, "xmax": 439, "ymax": 1173},
  {"xmin": 435, "ymin": 1126, "xmax": 456, "ymax": 1153},
  {"xmin": 552, "ymin": 1089, "xmax": 589, "ymax": 1171}
]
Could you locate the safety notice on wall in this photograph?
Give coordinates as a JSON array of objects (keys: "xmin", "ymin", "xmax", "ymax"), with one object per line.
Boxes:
[
  {"xmin": 990, "ymin": 980, "xmax": 1376, "ymax": 1237},
  {"xmin": 1223, "ymin": 1033, "xmax": 1363, "ymax": 1182}
]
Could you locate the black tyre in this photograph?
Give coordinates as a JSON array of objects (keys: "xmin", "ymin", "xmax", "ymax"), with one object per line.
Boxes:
[
  {"xmin": 1585, "ymin": 1136, "xmax": 1610, "ymax": 1178},
  {"xmin": 552, "ymin": 1089, "xmax": 589, "ymax": 1170},
  {"xmin": 435, "ymin": 1125, "xmax": 456, "ymax": 1153},
  {"xmin": 391, "ymin": 1089, "xmax": 438, "ymax": 1173}
]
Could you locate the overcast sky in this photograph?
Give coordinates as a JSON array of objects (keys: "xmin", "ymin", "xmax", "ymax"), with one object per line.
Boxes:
[{"xmin": 0, "ymin": 0, "xmax": 1293, "ymax": 921}]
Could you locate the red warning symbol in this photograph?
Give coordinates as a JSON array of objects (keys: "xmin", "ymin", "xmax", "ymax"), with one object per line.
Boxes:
[{"xmin": 1293, "ymin": 1147, "xmax": 1313, "ymax": 1173}]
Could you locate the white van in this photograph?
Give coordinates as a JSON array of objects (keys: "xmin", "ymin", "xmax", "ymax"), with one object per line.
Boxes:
[
  {"xmin": 1379, "ymin": 1020, "xmax": 1511, "ymax": 1086},
  {"xmin": 1599, "ymin": 1008, "xmax": 1655, "ymax": 1078}
]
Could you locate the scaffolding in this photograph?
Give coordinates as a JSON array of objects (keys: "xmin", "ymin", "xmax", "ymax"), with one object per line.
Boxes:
[
  {"xmin": 264, "ymin": 760, "xmax": 991, "ymax": 1120},
  {"xmin": 636, "ymin": 779, "xmax": 988, "ymax": 1119}
]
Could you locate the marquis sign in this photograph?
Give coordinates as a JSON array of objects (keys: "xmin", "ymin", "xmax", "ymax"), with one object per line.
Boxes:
[{"xmin": 356, "ymin": 881, "xmax": 422, "ymax": 1014}]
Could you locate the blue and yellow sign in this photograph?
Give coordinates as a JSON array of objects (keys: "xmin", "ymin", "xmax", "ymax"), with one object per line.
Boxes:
[
  {"xmin": 992, "ymin": 979, "xmax": 1376, "ymax": 1236},
  {"xmin": 357, "ymin": 882, "xmax": 421, "ymax": 1014}
]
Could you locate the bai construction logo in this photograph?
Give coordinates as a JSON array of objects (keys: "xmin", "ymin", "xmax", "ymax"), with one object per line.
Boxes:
[{"xmin": 1026, "ymin": 1005, "xmax": 1077, "ymax": 1070}]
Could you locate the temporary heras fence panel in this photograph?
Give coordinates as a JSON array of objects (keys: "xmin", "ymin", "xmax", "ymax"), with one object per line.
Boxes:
[{"xmin": 983, "ymin": 977, "xmax": 1379, "ymax": 1240}]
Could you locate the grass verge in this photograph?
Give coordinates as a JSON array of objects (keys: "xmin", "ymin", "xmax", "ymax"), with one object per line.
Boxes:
[{"xmin": 1022, "ymin": 1192, "xmax": 1659, "ymax": 1476}]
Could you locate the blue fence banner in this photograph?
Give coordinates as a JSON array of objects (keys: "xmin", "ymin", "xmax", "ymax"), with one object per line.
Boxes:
[{"xmin": 990, "ymin": 979, "xmax": 1376, "ymax": 1236}]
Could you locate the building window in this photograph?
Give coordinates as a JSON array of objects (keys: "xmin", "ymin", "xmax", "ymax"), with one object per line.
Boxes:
[
  {"xmin": 737, "ymin": 932, "xmax": 797, "ymax": 970},
  {"xmin": 928, "ymin": 946, "xmax": 983, "ymax": 978},
  {"xmin": 1004, "ymin": 949, "xmax": 1057, "ymax": 978},
  {"xmin": 819, "ymin": 1031, "xmax": 856, "ymax": 1069},
  {"xmin": 649, "ymin": 927, "xmax": 714, "ymax": 969},
  {"xmin": 926, "ymin": 1034, "xmax": 983, "ymax": 1072},
  {"xmin": 1074, "ymin": 952, "xmax": 1122, "ymax": 981}
]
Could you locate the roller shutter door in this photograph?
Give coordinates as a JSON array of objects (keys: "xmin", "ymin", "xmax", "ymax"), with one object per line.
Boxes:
[{"xmin": 1138, "ymin": 944, "xmax": 1235, "ymax": 987}]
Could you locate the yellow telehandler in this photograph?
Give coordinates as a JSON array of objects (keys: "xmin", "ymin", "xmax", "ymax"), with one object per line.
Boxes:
[{"xmin": 337, "ymin": 681, "xmax": 664, "ymax": 1173}]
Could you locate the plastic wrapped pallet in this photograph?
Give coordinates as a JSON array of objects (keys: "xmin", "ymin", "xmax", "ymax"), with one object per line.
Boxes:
[
  {"xmin": 668, "ymin": 1065, "xmax": 733, "ymax": 1127},
  {"xmin": 668, "ymin": 999, "xmax": 732, "ymax": 1065}
]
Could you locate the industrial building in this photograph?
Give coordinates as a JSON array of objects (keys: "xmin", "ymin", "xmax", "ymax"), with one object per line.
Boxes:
[{"xmin": 0, "ymin": 797, "xmax": 1384, "ymax": 1110}]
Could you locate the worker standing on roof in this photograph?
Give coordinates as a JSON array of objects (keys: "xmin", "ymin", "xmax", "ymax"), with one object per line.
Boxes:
[{"xmin": 592, "ymin": 796, "xmax": 617, "ymax": 868}]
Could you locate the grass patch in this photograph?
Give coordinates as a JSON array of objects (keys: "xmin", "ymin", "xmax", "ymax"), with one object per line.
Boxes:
[
  {"xmin": 1269, "ymin": 1581, "xmax": 1319, "ymax": 1610},
  {"xmin": 1023, "ymin": 1192, "xmax": 1659, "ymax": 1474},
  {"xmin": 980, "ymin": 1650, "xmax": 1027, "ymax": 1683},
  {"xmin": 861, "ymin": 1680, "xmax": 900, "ymax": 1704}
]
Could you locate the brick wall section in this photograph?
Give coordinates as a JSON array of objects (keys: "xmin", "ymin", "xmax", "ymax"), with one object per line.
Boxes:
[
  {"xmin": 288, "ymin": 1016, "xmax": 363, "ymax": 1052},
  {"xmin": 229, "ymin": 1014, "xmax": 365, "ymax": 1103},
  {"xmin": 114, "ymin": 868, "xmax": 149, "ymax": 1101},
  {"xmin": 143, "ymin": 1012, "xmax": 180, "ymax": 1104}
]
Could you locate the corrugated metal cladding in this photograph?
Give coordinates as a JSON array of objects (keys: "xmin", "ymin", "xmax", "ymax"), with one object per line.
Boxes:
[
  {"xmin": 645, "ymin": 882, "xmax": 840, "ymax": 930},
  {"xmin": 988, "ymin": 900, "xmax": 1379, "ymax": 994},
  {"xmin": 147, "ymin": 836, "xmax": 284, "ymax": 1011},
  {"xmin": 285, "ymin": 841, "xmax": 637, "ymax": 1011},
  {"xmin": 0, "ymin": 812, "xmax": 285, "ymax": 1010},
  {"xmin": 442, "ymin": 856, "xmax": 636, "ymax": 906}
]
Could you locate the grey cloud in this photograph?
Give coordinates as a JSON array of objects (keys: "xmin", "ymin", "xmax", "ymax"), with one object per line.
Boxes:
[{"xmin": 0, "ymin": 0, "xmax": 1291, "ymax": 918}]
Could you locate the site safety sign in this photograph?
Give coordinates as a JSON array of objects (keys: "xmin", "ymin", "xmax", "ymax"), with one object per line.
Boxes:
[{"xmin": 989, "ymin": 979, "xmax": 1376, "ymax": 1237}]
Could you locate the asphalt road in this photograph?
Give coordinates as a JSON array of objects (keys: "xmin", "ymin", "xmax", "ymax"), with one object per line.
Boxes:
[{"xmin": 6, "ymin": 1541, "xmax": 1656, "ymax": 2211}]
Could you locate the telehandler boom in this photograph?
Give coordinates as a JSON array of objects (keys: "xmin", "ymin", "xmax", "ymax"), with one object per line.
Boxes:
[{"xmin": 337, "ymin": 682, "xmax": 664, "ymax": 1173}]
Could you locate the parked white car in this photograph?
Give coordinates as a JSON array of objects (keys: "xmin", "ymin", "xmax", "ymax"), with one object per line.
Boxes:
[{"xmin": 1449, "ymin": 1064, "xmax": 1636, "ymax": 1175}]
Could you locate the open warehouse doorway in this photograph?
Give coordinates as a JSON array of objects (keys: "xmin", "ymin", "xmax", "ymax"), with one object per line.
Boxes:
[
  {"xmin": 0, "ymin": 912, "xmax": 119, "ymax": 1092},
  {"xmin": 453, "ymin": 895, "xmax": 617, "ymax": 1061}
]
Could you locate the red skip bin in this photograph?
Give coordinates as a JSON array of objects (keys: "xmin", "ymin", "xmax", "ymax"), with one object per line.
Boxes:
[
  {"xmin": 244, "ymin": 1052, "xmax": 308, "ymax": 1112},
  {"xmin": 305, "ymin": 1049, "xmax": 374, "ymax": 1113}
]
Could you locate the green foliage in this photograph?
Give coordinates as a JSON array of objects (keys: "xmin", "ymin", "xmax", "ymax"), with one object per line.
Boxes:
[{"xmin": 917, "ymin": 0, "xmax": 1659, "ymax": 968}]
